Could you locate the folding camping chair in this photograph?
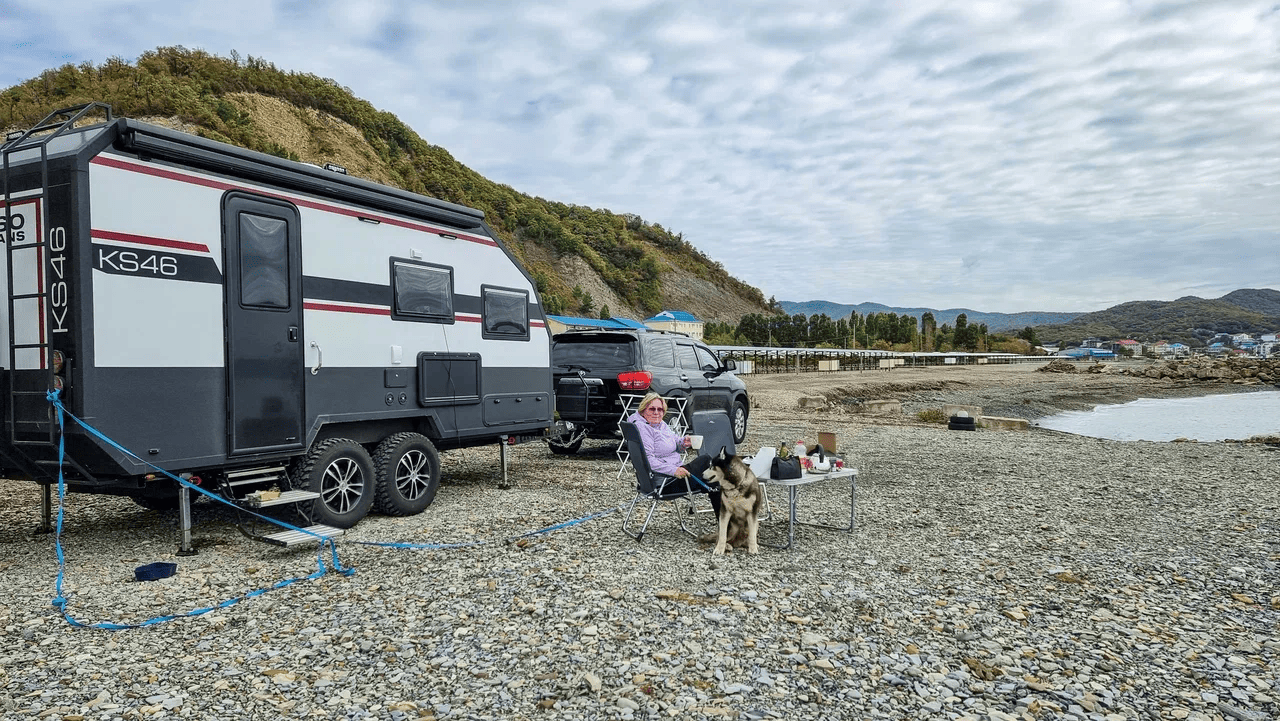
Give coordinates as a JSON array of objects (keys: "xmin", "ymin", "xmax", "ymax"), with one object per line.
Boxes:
[
  {"xmin": 619, "ymin": 422, "xmax": 713, "ymax": 541},
  {"xmin": 689, "ymin": 409, "xmax": 736, "ymax": 458},
  {"xmin": 690, "ymin": 409, "xmax": 772, "ymax": 520}
]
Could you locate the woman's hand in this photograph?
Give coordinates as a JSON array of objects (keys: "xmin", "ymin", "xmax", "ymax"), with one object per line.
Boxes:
[
  {"xmin": 682, "ymin": 436, "xmax": 693, "ymax": 448},
  {"xmin": 673, "ymin": 467, "xmax": 690, "ymax": 477}
]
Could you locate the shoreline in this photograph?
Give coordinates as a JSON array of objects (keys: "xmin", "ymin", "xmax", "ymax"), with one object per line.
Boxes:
[{"xmin": 741, "ymin": 359, "xmax": 1280, "ymax": 424}]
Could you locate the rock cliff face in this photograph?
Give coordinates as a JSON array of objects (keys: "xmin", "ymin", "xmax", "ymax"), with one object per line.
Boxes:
[{"xmin": 1122, "ymin": 357, "xmax": 1280, "ymax": 385}]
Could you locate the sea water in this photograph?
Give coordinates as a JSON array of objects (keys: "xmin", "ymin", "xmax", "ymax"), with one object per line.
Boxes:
[{"xmin": 1035, "ymin": 390, "xmax": 1280, "ymax": 442}]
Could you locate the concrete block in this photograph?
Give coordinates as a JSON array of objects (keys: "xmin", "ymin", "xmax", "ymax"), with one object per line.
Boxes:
[
  {"xmin": 797, "ymin": 395, "xmax": 827, "ymax": 409},
  {"xmin": 979, "ymin": 416, "xmax": 1029, "ymax": 431},
  {"xmin": 863, "ymin": 399, "xmax": 901, "ymax": 414},
  {"xmin": 943, "ymin": 404, "xmax": 983, "ymax": 419}
]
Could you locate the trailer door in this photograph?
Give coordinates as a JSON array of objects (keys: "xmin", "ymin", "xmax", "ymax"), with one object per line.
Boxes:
[{"xmin": 222, "ymin": 192, "xmax": 305, "ymax": 455}]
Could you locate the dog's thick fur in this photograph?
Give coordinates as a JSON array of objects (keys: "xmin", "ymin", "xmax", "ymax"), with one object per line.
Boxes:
[{"xmin": 700, "ymin": 447, "xmax": 764, "ymax": 555}]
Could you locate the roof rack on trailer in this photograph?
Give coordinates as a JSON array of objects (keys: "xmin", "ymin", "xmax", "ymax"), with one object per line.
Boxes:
[{"xmin": 1, "ymin": 103, "xmax": 114, "ymax": 150}]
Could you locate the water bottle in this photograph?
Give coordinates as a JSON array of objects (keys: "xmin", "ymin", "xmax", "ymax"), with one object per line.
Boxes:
[{"xmin": 794, "ymin": 440, "xmax": 806, "ymax": 458}]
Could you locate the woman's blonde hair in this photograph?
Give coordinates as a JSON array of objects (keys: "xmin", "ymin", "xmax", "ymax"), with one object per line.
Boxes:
[{"xmin": 638, "ymin": 391, "xmax": 666, "ymax": 415}]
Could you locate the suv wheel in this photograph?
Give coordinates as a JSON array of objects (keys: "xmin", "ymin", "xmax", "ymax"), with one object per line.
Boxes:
[{"xmin": 731, "ymin": 400, "xmax": 748, "ymax": 444}]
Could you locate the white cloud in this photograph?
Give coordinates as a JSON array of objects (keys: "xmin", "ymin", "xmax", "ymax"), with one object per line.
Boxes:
[{"xmin": 3, "ymin": 0, "xmax": 1278, "ymax": 313}]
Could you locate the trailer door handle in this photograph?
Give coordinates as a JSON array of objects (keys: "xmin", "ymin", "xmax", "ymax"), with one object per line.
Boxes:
[
  {"xmin": 288, "ymin": 326, "xmax": 299, "ymax": 342},
  {"xmin": 310, "ymin": 341, "xmax": 323, "ymax": 375}
]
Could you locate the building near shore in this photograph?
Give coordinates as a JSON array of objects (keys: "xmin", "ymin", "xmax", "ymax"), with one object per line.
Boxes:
[{"xmin": 643, "ymin": 310, "xmax": 703, "ymax": 339}]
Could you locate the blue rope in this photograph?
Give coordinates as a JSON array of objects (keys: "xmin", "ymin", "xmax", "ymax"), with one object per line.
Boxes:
[
  {"xmin": 46, "ymin": 390, "xmax": 352, "ymax": 630},
  {"xmin": 46, "ymin": 391, "xmax": 350, "ymax": 569},
  {"xmin": 41, "ymin": 390, "xmax": 617, "ymax": 629},
  {"xmin": 688, "ymin": 474, "xmax": 715, "ymax": 492}
]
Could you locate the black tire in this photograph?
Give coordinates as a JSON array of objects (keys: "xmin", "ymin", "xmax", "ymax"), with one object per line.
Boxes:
[
  {"xmin": 949, "ymin": 415, "xmax": 976, "ymax": 426},
  {"xmin": 548, "ymin": 430, "xmax": 584, "ymax": 455},
  {"xmin": 948, "ymin": 421, "xmax": 977, "ymax": 431},
  {"xmin": 372, "ymin": 432, "xmax": 441, "ymax": 516},
  {"xmin": 731, "ymin": 400, "xmax": 749, "ymax": 444},
  {"xmin": 289, "ymin": 438, "xmax": 376, "ymax": 529}
]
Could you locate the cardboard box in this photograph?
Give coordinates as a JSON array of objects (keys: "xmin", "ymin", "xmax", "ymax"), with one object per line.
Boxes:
[{"xmin": 817, "ymin": 431, "xmax": 837, "ymax": 453}]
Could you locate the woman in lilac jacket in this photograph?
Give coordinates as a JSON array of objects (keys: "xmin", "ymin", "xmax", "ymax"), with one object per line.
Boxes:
[{"xmin": 627, "ymin": 391, "xmax": 721, "ymax": 515}]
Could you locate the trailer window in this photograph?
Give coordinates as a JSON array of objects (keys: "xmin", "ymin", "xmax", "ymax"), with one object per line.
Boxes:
[
  {"xmin": 482, "ymin": 286, "xmax": 529, "ymax": 341},
  {"xmin": 392, "ymin": 261, "xmax": 454, "ymax": 323},
  {"xmin": 239, "ymin": 213, "xmax": 290, "ymax": 309}
]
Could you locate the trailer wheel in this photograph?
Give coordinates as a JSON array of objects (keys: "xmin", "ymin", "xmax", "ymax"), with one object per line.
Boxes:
[
  {"xmin": 290, "ymin": 438, "xmax": 375, "ymax": 529},
  {"xmin": 372, "ymin": 432, "xmax": 441, "ymax": 516}
]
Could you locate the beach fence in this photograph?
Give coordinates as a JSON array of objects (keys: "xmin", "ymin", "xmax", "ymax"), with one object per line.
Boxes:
[{"xmin": 712, "ymin": 346, "xmax": 1052, "ymax": 374}]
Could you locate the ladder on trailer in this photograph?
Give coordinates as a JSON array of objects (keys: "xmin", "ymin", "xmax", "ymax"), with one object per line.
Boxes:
[{"xmin": 1, "ymin": 103, "xmax": 113, "ymax": 486}]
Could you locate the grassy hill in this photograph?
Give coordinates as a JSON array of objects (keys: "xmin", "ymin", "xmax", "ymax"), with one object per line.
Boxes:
[
  {"xmin": 2, "ymin": 47, "xmax": 769, "ymax": 322},
  {"xmin": 1033, "ymin": 289, "xmax": 1280, "ymax": 347}
]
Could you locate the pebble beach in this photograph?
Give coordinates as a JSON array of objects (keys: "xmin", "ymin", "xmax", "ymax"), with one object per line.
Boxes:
[{"xmin": 1, "ymin": 362, "xmax": 1277, "ymax": 721}]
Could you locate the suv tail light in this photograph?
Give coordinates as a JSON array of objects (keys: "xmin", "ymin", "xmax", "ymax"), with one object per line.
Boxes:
[{"xmin": 617, "ymin": 370, "xmax": 652, "ymax": 391}]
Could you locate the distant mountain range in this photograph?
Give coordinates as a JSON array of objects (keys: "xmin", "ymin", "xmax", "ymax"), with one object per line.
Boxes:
[
  {"xmin": 775, "ymin": 300, "xmax": 1080, "ymax": 332},
  {"xmin": 779, "ymin": 289, "xmax": 1280, "ymax": 348},
  {"xmin": 1032, "ymin": 289, "xmax": 1280, "ymax": 347}
]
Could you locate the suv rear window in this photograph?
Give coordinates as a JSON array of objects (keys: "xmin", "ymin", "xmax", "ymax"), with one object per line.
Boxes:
[{"xmin": 552, "ymin": 339, "xmax": 635, "ymax": 370}]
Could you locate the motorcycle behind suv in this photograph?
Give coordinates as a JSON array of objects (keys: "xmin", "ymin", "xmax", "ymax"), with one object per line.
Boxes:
[{"xmin": 548, "ymin": 330, "xmax": 749, "ymax": 454}]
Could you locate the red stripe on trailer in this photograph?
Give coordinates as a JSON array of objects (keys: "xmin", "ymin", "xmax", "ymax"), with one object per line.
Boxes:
[
  {"xmin": 90, "ymin": 156, "xmax": 499, "ymax": 247},
  {"xmin": 303, "ymin": 301, "xmax": 391, "ymax": 316},
  {"xmin": 91, "ymin": 229, "xmax": 210, "ymax": 253}
]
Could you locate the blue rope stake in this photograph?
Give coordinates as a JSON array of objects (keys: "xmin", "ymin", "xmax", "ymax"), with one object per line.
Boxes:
[{"xmin": 42, "ymin": 390, "xmax": 617, "ymax": 629}]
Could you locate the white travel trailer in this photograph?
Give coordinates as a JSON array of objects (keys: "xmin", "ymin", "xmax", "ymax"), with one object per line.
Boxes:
[{"xmin": 1, "ymin": 104, "xmax": 552, "ymax": 541}]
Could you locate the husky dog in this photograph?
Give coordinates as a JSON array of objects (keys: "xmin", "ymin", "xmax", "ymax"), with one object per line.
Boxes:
[{"xmin": 701, "ymin": 447, "xmax": 764, "ymax": 555}]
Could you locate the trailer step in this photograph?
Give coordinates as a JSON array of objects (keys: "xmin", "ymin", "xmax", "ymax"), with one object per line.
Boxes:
[
  {"xmin": 253, "ymin": 524, "xmax": 344, "ymax": 548},
  {"xmin": 225, "ymin": 465, "xmax": 288, "ymax": 487},
  {"xmin": 240, "ymin": 489, "xmax": 319, "ymax": 508}
]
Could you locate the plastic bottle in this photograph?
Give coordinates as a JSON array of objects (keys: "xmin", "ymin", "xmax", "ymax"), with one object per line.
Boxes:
[{"xmin": 794, "ymin": 440, "xmax": 806, "ymax": 458}]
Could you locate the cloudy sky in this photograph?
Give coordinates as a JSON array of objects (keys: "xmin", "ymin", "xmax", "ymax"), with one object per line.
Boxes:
[{"xmin": 4, "ymin": 1, "xmax": 1279, "ymax": 313}]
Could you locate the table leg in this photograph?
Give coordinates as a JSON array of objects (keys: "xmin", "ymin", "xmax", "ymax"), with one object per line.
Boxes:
[
  {"xmin": 793, "ymin": 471, "xmax": 858, "ymax": 534},
  {"xmin": 788, "ymin": 485, "xmax": 799, "ymax": 549}
]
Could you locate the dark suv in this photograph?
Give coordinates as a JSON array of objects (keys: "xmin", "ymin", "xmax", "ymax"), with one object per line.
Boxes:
[{"xmin": 549, "ymin": 330, "xmax": 749, "ymax": 454}]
